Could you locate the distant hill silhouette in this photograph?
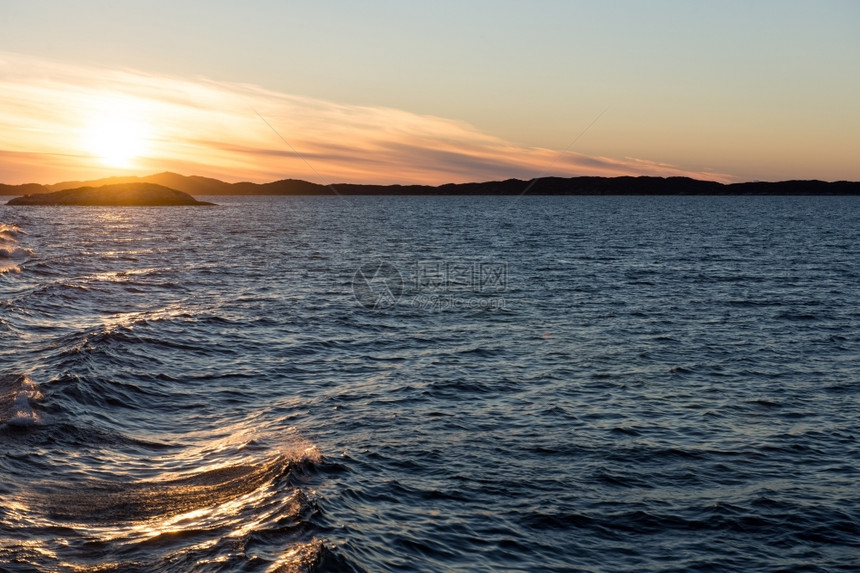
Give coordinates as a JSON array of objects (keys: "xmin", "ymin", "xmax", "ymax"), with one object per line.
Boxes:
[
  {"xmin": 2, "ymin": 172, "xmax": 859, "ymax": 196},
  {"xmin": 6, "ymin": 183, "xmax": 215, "ymax": 206},
  {"xmin": 0, "ymin": 183, "xmax": 47, "ymax": 196},
  {"xmin": 42, "ymin": 173, "xmax": 236, "ymax": 195}
]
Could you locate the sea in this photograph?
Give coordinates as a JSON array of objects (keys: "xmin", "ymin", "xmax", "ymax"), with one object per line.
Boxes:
[{"xmin": 0, "ymin": 195, "xmax": 858, "ymax": 572}]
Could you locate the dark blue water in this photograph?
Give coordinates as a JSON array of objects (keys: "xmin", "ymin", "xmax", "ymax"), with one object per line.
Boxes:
[{"xmin": 1, "ymin": 196, "xmax": 859, "ymax": 572}]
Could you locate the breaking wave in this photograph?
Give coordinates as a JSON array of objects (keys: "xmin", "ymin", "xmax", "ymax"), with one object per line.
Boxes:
[
  {"xmin": 0, "ymin": 374, "xmax": 42, "ymax": 428},
  {"xmin": 0, "ymin": 223, "xmax": 29, "ymax": 273}
]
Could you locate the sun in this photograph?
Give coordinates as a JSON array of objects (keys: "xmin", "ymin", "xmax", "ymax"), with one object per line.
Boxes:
[{"xmin": 82, "ymin": 106, "xmax": 150, "ymax": 168}]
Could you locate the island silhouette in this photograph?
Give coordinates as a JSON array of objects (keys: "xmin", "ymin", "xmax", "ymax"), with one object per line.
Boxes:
[
  {"xmin": 5, "ymin": 182, "xmax": 214, "ymax": 206},
  {"xmin": 3, "ymin": 173, "xmax": 860, "ymax": 204}
]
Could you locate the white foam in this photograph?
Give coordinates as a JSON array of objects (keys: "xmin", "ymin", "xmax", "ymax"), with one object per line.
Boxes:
[
  {"xmin": 1, "ymin": 375, "xmax": 42, "ymax": 427},
  {"xmin": 0, "ymin": 223, "xmax": 29, "ymax": 273},
  {"xmin": 0, "ymin": 223, "xmax": 26, "ymax": 237}
]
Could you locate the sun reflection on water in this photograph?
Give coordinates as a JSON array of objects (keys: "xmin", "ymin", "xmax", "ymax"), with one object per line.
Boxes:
[{"xmin": 2, "ymin": 430, "xmax": 324, "ymax": 571}]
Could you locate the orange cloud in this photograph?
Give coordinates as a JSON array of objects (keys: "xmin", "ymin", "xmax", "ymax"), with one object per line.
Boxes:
[{"xmin": 0, "ymin": 52, "xmax": 734, "ymax": 185}]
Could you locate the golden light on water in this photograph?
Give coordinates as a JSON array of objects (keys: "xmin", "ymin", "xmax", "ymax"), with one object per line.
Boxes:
[{"xmin": 0, "ymin": 383, "xmax": 326, "ymax": 570}]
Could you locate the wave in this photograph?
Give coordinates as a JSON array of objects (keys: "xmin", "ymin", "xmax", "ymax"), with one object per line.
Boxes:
[
  {"xmin": 0, "ymin": 223, "xmax": 29, "ymax": 273},
  {"xmin": 0, "ymin": 223, "xmax": 26, "ymax": 238},
  {"xmin": 4, "ymin": 428, "xmax": 333, "ymax": 571},
  {"xmin": 30, "ymin": 452, "xmax": 305, "ymax": 523},
  {"xmin": 0, "ymin": 373, "xmax": 42, "ymax": 428},
  {"xmin": 0, "ymin": 246, "xmax": 33, "ymax": 259}
]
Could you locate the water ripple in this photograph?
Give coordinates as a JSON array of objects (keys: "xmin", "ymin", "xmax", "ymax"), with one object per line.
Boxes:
[{"xmin": 1, "ymin": 197, "xmax": 859, "ymax": 571}]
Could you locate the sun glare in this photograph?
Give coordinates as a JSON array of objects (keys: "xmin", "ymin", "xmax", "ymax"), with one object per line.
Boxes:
[{"xmin": 82, "ymin": 104, "xmax": 150, "ymax": 168}]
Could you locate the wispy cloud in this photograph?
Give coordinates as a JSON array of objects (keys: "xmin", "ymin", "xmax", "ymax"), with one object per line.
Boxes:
[{"xmin": 0, "ymin": 52, "xmax": 734, "ymax": 185}]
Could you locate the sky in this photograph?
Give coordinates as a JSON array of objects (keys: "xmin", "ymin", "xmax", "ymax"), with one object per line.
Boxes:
[{"xmin": 1, "ymin": 0, "xmax": 858, "ymax": 185}]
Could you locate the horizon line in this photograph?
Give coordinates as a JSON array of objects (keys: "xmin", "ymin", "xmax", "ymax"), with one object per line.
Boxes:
[{"xmin": 3, "ymin": 170, "xmax": 860, "ymax": 189}]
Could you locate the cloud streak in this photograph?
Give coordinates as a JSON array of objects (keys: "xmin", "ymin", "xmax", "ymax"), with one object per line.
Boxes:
[{"xmin": 0, "ymin": 52, "xmax": 734, "ymax": 185}]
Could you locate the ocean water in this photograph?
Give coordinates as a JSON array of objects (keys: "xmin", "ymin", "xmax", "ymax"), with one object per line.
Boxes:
[{"xmin": 1, "ymin": 195, "xmax": 858, "ymax": 572}]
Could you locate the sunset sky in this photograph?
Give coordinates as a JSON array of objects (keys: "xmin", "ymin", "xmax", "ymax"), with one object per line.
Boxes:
[{"xmin": 1, "ymin": 1, "xmax": 858, "ymax": 185}]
